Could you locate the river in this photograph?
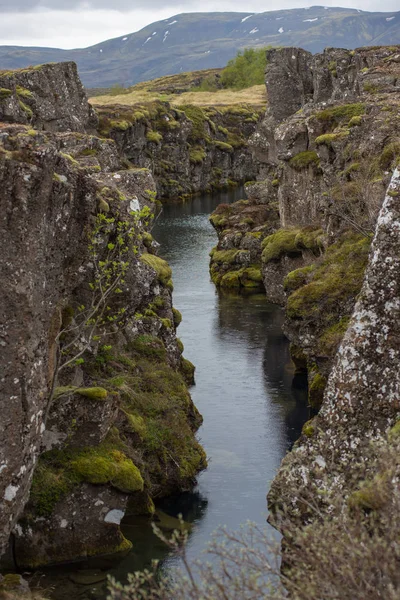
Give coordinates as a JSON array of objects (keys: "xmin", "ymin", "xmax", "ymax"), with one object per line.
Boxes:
[{"xmin": 25, "ymin": 187, "xmax": 308, "ymax": 599}]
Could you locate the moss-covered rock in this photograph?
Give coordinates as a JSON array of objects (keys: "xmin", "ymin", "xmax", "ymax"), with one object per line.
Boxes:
[
  {"xmin": 308, "ymin": 370, "xmax": 327, "ymax": 411},
  {"xmin": 289, "ymin": 151, "xmax": 320, "ymax": 171},
  {"xmin": 262, "ymin": 227, "xmax": 323, "ymax": 264},
  {"xmin": 286, "ymin": 232, "xmax": 371, "ymax": 320},
  {"xmin": 180, "ymin": 357, "xmax": 195, "ymax": 386},
  {"xmin": 75, "ymin": 386, "xmax": 108, "ymax": 400},
  {"xmin": 140, "ymin": 252, "xmax": 173, "ymax": 289}
]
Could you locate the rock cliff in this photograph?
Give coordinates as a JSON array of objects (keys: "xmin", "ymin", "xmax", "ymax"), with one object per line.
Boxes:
[
  {"xmin": 0, "ymin": 62, "xmax": 205, "ymax": 567},
  {"xmin": 269, "ymin": 166, "xmax": 400, "ymax": 523},
  {"xmin": 96, "ymin": 102, "xmax": 262, "ymax": 201},
  {"xmin": 210, "ymin": 44, "xmax": 400, "ymax": 406},
  {"xmin": 208, "ymin": 44, "xmax": 400, "ymax": 594}
]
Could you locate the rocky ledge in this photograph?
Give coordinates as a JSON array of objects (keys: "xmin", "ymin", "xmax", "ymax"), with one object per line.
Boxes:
[{"xmin": 0, "ymin": 62, "xmax": 205, "ymax": 568}]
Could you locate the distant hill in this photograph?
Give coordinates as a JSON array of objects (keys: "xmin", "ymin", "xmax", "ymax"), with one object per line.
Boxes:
[{"xmin": 0, "ymin": 7, "xmax": 399, "ymax": 88}]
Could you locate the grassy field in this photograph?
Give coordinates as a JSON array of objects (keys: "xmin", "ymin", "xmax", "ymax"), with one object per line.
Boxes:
[
  {"xmin": 89, "ymin": 69, "xmax": 267, "ymax": 109},
  {"xmin": 90, "ymin": 85, "xmax": 266, "ymax": 108}
]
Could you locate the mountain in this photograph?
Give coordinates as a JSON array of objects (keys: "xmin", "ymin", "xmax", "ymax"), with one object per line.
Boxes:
[{"xmin": 0, "ymin": 6, "xmax": 399, "ymax": 88}]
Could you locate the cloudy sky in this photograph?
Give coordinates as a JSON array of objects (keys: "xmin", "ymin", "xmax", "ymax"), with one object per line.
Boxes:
[{"xmin": 0, "ymin": 0, "xmax": 398, "ymax": 49}]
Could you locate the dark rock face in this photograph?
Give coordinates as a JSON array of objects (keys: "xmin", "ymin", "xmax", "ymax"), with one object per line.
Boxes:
[
  {"xmin": 265, "ymin": 47, "xmax": 313, "ymax": 122},
  {"xmin": 96, "ymin": 103, "xmax": 262, "ymax": 201},
  {"xmin": 0, "ymin": 62, "xmax": 97, "ymax": 132},
  {"xmin": 14, "ymin": 484, "xmax": 131, "ymax": 569},
  {"xmin": 0, "ymin": 127, "xmax": 96, "ymax": 555},
  {"xmin": 269, "ymin": 167, "xmax": 400, "ymax": 527},
  {"xmin": 0, "ymin": 63, "xmax": 205, "ymax": 565}
]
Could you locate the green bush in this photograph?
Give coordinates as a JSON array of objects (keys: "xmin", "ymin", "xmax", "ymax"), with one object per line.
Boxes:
[{"xmin": 220, "ymin": 47, "xmax": 269, "ymax": 89}]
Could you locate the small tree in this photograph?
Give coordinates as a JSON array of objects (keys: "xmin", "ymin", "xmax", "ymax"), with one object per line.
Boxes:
[{"xmin": 45, "ymin": 203, "xmax": 153, "ymax": 420}]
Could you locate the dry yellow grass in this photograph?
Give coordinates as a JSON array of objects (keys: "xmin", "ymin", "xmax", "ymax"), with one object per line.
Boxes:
[{"xmin": 90, "ymin": 85, "xmax": 266, "ymax": 109}]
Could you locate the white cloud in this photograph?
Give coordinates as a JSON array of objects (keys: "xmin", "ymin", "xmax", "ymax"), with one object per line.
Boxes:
[{"xmin": 0, "ymin": 8, "xmax": 175, "ymax": 48}]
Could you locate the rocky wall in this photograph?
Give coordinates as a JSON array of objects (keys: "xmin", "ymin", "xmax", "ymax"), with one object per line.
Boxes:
[
  {"xmin": 0, "ymin": 62, "xmax": 205, "ymax": 567},
  {"xmin": 96, "ymin": 102, "xmax": 262, "ymax": 201},
  {"xmin": 268, "ymin": 166, "xmax": 400, "ymax": 539},
  {"xmin": 210, "ymin": 44, "xmax": 400, "ymax": 396}
]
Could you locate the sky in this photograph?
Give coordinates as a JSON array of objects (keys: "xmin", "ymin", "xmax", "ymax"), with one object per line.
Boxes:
[{"xmin": 0, "ymin": 0, "xmax": 398, "ymax": 49}]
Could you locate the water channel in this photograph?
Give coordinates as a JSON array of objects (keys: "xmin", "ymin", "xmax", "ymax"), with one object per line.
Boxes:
[{"xmin": 28, "ymin": 187, "xmax": 308, "ymax": 598}]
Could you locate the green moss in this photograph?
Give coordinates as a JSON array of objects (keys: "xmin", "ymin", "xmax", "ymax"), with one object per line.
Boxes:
[
  {"xmin": 314, "ymin": 103, "xmax": 365, "ymax": 126},
  {"xmin": 272, "ymin": 179, "xmax": 280, "ymax": 187},
  {"xmin": 261, "ymin": 227, "xmax": 322, "ymax": 264},
  {"xmin": 295, "ymin": 228, "xmax": 325, "ymax": 250},
  {"xmin": 29, "ymin": 463, "xmax": 71, "ymax": 517},
  {"xmin": 319, "ymin": 317, "xmax": 350, "ymax": 355},
  {"xmin": 180, "ymin": 357, "xmax": 195, "ymax": 385},
  {"xmin": 388, "ymin": 420, "xmax": 400, "ymax": 443},
  {"xmin": 180, "ymin": 105, "xmax": 207, "ymax": 141},
  {"xmin": 344, "ymin": 162, "xmax": 361, "ymax": 177},
  {"xmin": 284, "ymin": 265, "xmax": 316, "ymax": 292},
  {"xmin": 117, "ymin": 354, "xmax": 205, "ymax": 483},
  {"xmin": 302, "ymin": 420, "xmax": 316, "ymax": 438},
  {"xmin": 128, "ymin": 334, "xmax": 167, "ymax": 362},
  {"xmin": 110, "ymin": 119, "xmax": 131, "ymax": 131},
  {"xmin": 309, "ymin": 372, "xmax": 327, "ymax": 410},
  {"xmin": 220, "ymin": 270, "xmax": 243, "ymax": 288},
  {"xmin": 140, "ymin": 253, "xmax": 173, "ymax": 288},
  {"xmin": 142, "ymin": 232, "xmax": 153, "ymax": 248},
  {"xmin": 210, "ymin": 248, "xmax": 239, "ymax": 265},
  {"xmin": 243, "ymin": 266, "xmax": 263, "ymax": 283},
  {"xmin": 53, "ymin": 385, "xmax": 76, "ymax": 399},
  {"xmin": 213, "ymin": 140, "xmax": 234, "ymax": 153},
  {"xmin": 160, "ymin": 317, "xmax": 172, "ymax": 329},
  {"xmin": 0, "ymin": 87, "xmax": 13, "ymax": 100},
  {"xmin": 209, "ymin": 213, "xmax": 228, "ymax": 228},
  {"xmin": 262, "ymin": 229, "xmax": 298, "ymax": 262},
  {"xmin": 379, "ymin": 141, "xmax": 400, "ymax": 170},
  {"xmin": 75, "ymin": 387, "xmax": 108, "ymax": 400},
  {"xmin": 0, "ymin": 574, "xmax": 27, "ymax": 592},
  {"xmin": 189, "ymin": 145, "xmax": 206, "ymax": 164},
  {"xmin": 19, "ymin": 100, "xmax": 33, "ymax": 118},
  {"xmin": 60, "ymin": 152, "xmax": 79, "ymax": 167},
  {"xmin": 363, "ymin": 82, "xmax": 379, "ymax": 94},
  {"xmin": 315, "ymin": 131, "xmax": 350, "ymax": 146},
  {"xmin": 70, "ymin": 446, "xmax": 143, "ymax": 493},
  {"xmin": 328, "ymin": 60, "xmax": 337, "ymax": 77},
  {"xmin": 176, "ymin": 338, "xmax": 184, "ymax": 353},
  {"xmin": 349, "ymin": 115, "xmax": 362, "ymax": 127},
  {"xmin": 348, "ymin": 479, "xmax": 388, "ymax": 511},
  {"xmin": 290, "ymin": 151, "xmax": 320, "ymax": 171},
  {"xmin": 16, "ymin": 85, "xmax": 33, "ymax": 99},
  {"xmin": 146, "ymin": 130, "xmax": 162, "ymax": 143},
  {"xmin": 287, "ymin": 233, "xmax": 371, "ymax": 320},
  {"xmin": 172, "ymin": 307, "xmax": 182, "ymax": 327}
]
